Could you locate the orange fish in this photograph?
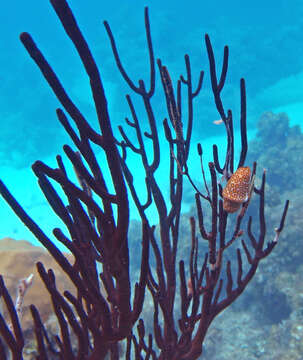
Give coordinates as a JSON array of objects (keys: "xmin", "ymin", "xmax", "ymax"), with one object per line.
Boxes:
[
  {"xmin": 222, "ymin": 166, "xmax": 251, "ymax": 213},
  {"xmin": 213, "ymin": 119, "xmax": 223, "ymax": 125}
]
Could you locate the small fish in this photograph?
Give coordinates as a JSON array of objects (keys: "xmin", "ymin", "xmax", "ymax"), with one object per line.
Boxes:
[{"xmin": 222, "ymin": 166, "xmax": 251, "ymax": 213}]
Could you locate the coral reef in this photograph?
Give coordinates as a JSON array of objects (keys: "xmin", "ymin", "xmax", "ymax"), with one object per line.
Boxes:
[
  {"xmin": 178, "ymin": 111, "xmax": 302, "ymax": 359},
  {"xmin": 0, "ymin": 2, "xmax": 289, "ymax": 359},
  {"xmin": 0, "ymin": 238, "xmax": 74, "ymax": 330},
  {"xmin": 248, "ymin": 111, "xmax": 303, "ymax": 191}
]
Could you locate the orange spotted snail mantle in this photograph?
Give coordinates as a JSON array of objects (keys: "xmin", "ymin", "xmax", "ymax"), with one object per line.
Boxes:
[{"xmin": 222, "ymin": 166, "xmax": 252, "ymax": 213}]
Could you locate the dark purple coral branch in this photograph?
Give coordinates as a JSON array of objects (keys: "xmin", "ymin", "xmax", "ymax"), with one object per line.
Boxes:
[{"xmin": 0, "ymin": 1, "xmax": 289, "ymax": 359}]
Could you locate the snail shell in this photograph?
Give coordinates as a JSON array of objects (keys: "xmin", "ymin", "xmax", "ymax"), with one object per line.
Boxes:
[{"xmin": 222, "ymin": 166, "xmax": 251, "ymax": 213}]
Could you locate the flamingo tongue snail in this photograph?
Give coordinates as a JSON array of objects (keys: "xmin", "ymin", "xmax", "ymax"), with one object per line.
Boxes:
[{"xmin": 222, "ymin": 166, "xmax": 252, "ymax": 213}]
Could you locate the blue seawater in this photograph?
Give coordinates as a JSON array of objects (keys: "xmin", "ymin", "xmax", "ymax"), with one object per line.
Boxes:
[{"xmin": 0, "ymin": 1, "xmax": 302, "ymax": 358}]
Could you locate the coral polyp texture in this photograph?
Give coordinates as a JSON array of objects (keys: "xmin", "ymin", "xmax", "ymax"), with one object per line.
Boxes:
[{"xmin": 0, "ymin": 0, "xmax": 289, "ymax": 359}]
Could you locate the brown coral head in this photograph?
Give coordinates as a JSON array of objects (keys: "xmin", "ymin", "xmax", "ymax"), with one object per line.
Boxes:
[{"xmin": 222, "ymin": 166, "xmax": 251, "ymax": 213}]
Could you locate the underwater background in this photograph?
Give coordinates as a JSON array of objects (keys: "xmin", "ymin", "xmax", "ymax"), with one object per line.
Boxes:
[{"xmin": 0, "ymin": 0, "xmax": 303, "ymax": 358}]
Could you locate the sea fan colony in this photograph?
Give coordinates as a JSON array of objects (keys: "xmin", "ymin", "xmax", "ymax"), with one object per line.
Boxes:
[{"xmin": 0, "ymin": 0, "xmax": 288, "ymax": 359}]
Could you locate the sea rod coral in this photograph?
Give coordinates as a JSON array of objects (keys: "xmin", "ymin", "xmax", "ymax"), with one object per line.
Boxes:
[{"xmin": 0, "ymin": 0, "xmax": 289, "ymax": 359}]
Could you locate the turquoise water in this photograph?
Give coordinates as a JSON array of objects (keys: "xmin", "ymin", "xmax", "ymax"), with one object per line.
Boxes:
[
  {"xmin": 0, "ymin": 0, "xmax": 301, "ymax": 245},
  {"xmin": 0, "ymin": 2, "xmax": 302, "ymax": 358}
]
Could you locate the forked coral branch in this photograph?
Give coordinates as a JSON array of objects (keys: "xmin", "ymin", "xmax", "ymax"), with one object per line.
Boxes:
[{"xmin": 0, "ymin": 1, "xmax": 289, "ymax": 359}]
